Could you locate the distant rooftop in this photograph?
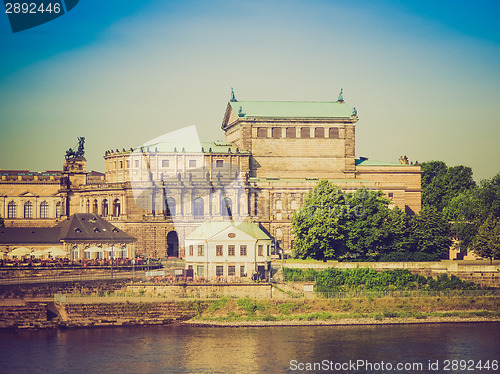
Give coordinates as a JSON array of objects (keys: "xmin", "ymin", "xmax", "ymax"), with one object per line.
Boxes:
[{"xmin": 131, "ymin": 141, "xmax": 249, "ymax": 154}]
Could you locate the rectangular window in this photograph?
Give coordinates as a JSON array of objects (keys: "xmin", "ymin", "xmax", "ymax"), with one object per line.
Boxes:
[
  {"xmin": 162, "ymin": 159, "xmax": 169, "ymax": 168},
  {"xmin": 228, "ymin": 266, "xmax": 235, "ymax": 276},
  {"xmin": 272, "ymin": 127, "xmax": 281, "ymax": 138},
  {"xmin": 134, "ymin": 159, "xmax": 139, "ymax": 168},
  {"xmin": 258, "ymin": 245, "xmax": 264, "ymax": 256},
  {"xmin": 216, "ymin": 245, "xmax": 223, "ymax": 256},
  {"xmin": 300, "ymin": 127, "xmax": 310, "ymax": 138},
  {"xmin": 240, "ymin": 245, "xmax": 247, "ymax": 256},
  {"xmin": 126, "ymin": 160, "xmax": 130, "ymax": 168},
  {"xmin": 180, "ymin": 247, "xmax": 186, "ymax": 257},
  {"xmin": 257, "ymin": 127, "xmax": 267, "ymax": 138},
  {"xmin": 189, "ymin": 245, "xmax": 194, "ymax": 256},
  {"xmin": 197, "ymin": 265, "xmax": 204, "ymax": 277},
  {"xmin": 198, "ymin": 245, "xmax": 204, "ymax": 256},
  {"xmin": 216, "ymin": 160, "xmax": 224, "ymax": 168},
  {"xmin": 216, "ymin": 266, "xmax": 224, "ymax": 277},
  {"xmin": 329, "ymin": 127, "xmax": 339, "ymax": 138},
  {"xmin": 228, "ymin": 245, "xmax": 235, "ymax": 256},
  {"xmin": 240, "ymin": 265, "xmax": 246, "ymax": 277},
  {"xmin": 315, "ymin": 127, "xmax": 325, "ymax": 138},
  {"xmin": 286, "ymin": 127, "xmax": 296, "ymax": 138},
  {"xmin": 189, "ymin": 160, "xmax": 197, "ymax": 168},
  {"xmin": 388, "ymin": 192, "xmax": 394, "ymax": 199}
]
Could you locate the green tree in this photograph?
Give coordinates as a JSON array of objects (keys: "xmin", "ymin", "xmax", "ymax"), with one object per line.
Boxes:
[
  {"xmin": 292, "ymin": 182, "xmax": 394, "ymax": 260},
  {"xmin": 471, "ymin": 215, "xmax": 500, "ymax": 264},
  {"xmin": 410, "ymin": 206, "xmax": 452, "ymax": 260},
  {"xmin": 343, "ymin": 188, "xmax": 392, "ymax": 260},
  {"xmin": 421, "ymin": 161, "xmax": 476, "ymax": 211},
  {"xmin": 478, "ymin": 172, "xmax": 500, "ymax": 219},
  {"xmin": 291, "ymin": 181, "xmax": 348, "ymax": 260}
]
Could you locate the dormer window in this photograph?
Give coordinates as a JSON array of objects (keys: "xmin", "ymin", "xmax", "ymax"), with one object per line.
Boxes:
[
  {"xmin": 74, "ymin": 228, "xmax": 81, "ymax": 233},
  {"xmin": 94, "ymin": 228, "xmax": 100, "ymax": 233},
  {"xmin": 112, "ymin": 228, "xmax": 119, "ymax": 233}
]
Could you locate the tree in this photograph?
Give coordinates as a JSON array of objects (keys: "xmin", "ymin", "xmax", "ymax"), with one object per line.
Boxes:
[
  {"xmin": 291, "ymin": 181, "xmax": 393, "ymax": 260},
  {"xmin": 409, "ymin": 206, "xmax": 452, "ymax": 260},
  {"xmin": 421, "ymin": 161, "xmax": 476, "ymax": 211},
  {"xmin": 471, "ymin": 215, "xmax": 500, "ymax": 264},
  {"xmin": 291, "ymin": 181, "xmax": 348, "ymax": 260},
  {"xmin": 343, "ymin": 188, "xmax": 392, "ymax": 260}
]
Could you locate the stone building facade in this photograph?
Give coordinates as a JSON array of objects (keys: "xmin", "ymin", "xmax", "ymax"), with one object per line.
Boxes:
[{"xmin": 0, "ymin": 91, "xmax": 421, "ymax": 257}]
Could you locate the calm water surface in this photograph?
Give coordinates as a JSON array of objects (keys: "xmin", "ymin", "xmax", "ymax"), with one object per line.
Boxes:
[{"xmin": 0, "ymin": 323, "xmax": 499, "ymax": 373}]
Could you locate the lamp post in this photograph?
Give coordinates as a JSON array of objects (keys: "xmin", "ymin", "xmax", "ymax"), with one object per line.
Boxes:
[{"xmin": 110, "ymin": 245, "xmax": 114, "ymax": 280}]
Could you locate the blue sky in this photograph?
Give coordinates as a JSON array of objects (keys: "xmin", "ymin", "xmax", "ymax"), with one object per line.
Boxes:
[{"xmin": 1, "ymin": 0, "xmax": 499, "ymax": 180}]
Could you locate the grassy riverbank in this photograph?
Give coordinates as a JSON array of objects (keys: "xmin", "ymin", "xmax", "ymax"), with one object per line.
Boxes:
[{"xmin": 188, "ymin": 295, "xmax": 500, "ymax": 324}]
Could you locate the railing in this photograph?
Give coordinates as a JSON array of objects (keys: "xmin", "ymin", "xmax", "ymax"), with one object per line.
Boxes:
[
  {"xmin": 315, "ymin": 289, "xmax": 500, "ymax": 299},
  {"xmin": 0, "ymin": 271, "xmax": 145, "ymax": 285}
]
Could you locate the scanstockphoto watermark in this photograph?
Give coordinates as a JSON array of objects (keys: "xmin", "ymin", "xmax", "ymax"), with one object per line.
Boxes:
[
  {"xmin": 289, "ymin": 359, "xmax": 499, "ymax": 372},
  {"xmin": 306, "ymin": 203, "xmax": 366, "ymax": 219},
  {"xmin": 3, "ymin": 0, "xmax": 79, "ymax": 33}
]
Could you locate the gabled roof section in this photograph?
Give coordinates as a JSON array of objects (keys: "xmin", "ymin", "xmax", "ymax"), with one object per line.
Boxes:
[
  {"xmin": 18, "ymin": 191, "xmax": 39, "ymax": 197},
  {"xmin": 229, "ymin": 100, "xmax": 355, "ymax": 119},
  {"xmin": 56, "ymin": 213, "xmax": 136, "ymax": 242},
  {"xmin": 186, "ymin": 221, "xmax": 271, "ymax": 241}
]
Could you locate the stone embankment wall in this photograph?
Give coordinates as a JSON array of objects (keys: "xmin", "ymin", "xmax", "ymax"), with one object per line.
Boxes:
[
  {"xmin": 0, "ymin": 299, "xmax": 201, "ymax": 329},
  {"xmin": 0, "ymin": 300, "xmax": 58, "ymax": 329},
  {"xmin": 57, "ymin": 301, "xmax": 199, "ymax": 328},
  {"xmin": 283, "ymin": 261, "xmax": 500, "ymax": 288}
]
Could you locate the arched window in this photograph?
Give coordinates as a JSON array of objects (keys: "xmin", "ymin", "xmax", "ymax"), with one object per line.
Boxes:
[
  {"xmin": 221, "ymin": 197, "xmax": 232, "ymax": 217},
  {"xmin": 315, "ymin": 127, "xmax": 324, "ymax": 138},
  {"xmin": 193, "ymin": 197, "xmax": 204, "ymax": 218},
  {"xmin": 166, "ymin": 197, "xmax": 176, "ymax": 217},
  {"xmin": 7, "ymin": 201, "xmax": 16, "ymax": 218},
  {"xmin": 24, "ymin": 201, "xmax": 33, "ymax": 218},
  {"xmin": 93, "ymin": 199, "xmax": 98, "ymax": 214},
  {"xmin": 56, "ymin": 202, "xmax": 61, "ymax": 218},
  {"xmin": 86, "ymin": 200, "xmax": 90, "ymax": 213},
  {"xmin": 329, "ymin": 127, "xmax": 339, "ymax": 138},
  {"xmin": 102, "ymin": 199, "xmax": 108, "ymax": 216},
  {"xmin": 72, "ymin": 246, "xmax": 79, "ymax": 260},
  {"xmin": 113, "ymin": 198, "xmax": 121, "ymax": 217},
  {"xmin": 40, "ymin": 201, "xmax": 49, "ymax": 219}
]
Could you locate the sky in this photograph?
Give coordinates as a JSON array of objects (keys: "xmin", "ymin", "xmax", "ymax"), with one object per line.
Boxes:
[{"xmin": 0, "ymin": 0, "xmax": 499, "ymax": 181}]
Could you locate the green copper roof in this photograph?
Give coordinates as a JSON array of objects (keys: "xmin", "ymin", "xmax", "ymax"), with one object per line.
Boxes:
[
  {"xmin": 186, "ymin": 221, "xmax": 271, "ymax": 241},
  {"xmin": 230, "ymin": 101, "xmax": 355, "ymax": 119},
  {"xmin": 356, "ymin": 159, "xmax": 407, "ymax": 167}
]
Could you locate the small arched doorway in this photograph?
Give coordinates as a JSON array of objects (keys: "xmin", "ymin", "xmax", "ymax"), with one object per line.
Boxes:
[{"xmin": 166, "ymin": 231, "xmax": 179, "ymax": 258}]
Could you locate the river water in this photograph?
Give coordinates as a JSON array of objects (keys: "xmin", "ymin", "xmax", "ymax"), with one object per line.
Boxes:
[{"xmin": 1, "ymin": 323, "xmax": 499, "ymax": 373}]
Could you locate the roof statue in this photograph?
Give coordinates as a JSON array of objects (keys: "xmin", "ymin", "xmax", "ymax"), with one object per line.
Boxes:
[
  {"xmin": 337, "ymin": 88, "xmax": 344, "ymax": 102},
  {"xmin": 352, "ymin": 107, "xmax": 357, "ymax": 116},
  {"xmin": 230, "ymin": 87, "xmax": 238, "ymax": 102},
  {"xmin": 65, "ymin": 137, "xmax": 85, "ymax": 159}
]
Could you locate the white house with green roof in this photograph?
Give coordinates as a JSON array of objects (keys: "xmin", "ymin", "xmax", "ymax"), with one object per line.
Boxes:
[{"xmin": 184, "ymin": 220, "xmax": 272, "ymax": 280}]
